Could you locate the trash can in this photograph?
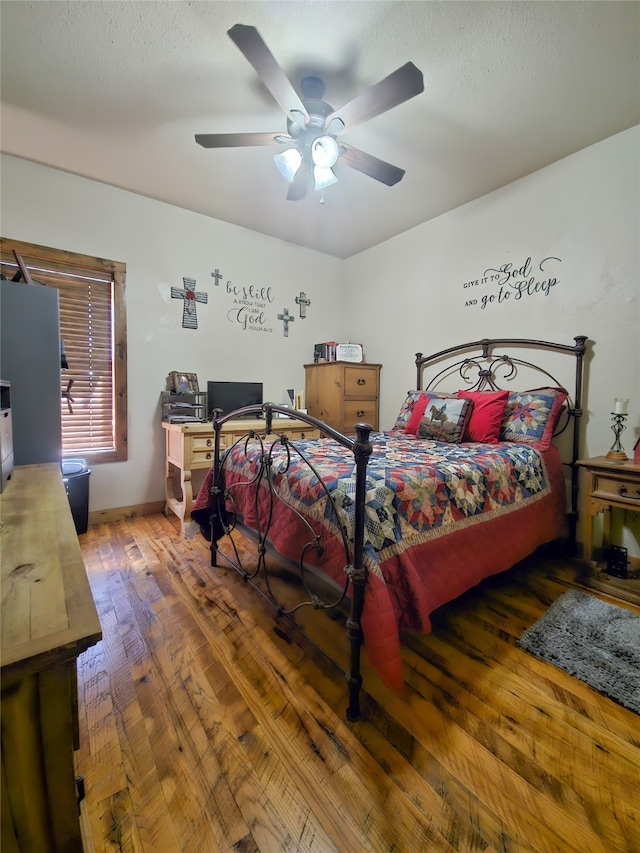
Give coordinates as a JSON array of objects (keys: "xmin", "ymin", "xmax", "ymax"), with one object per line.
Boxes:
[{"xmin": 62, "ymin": 458, "xmax": 90, "ymax": 534}]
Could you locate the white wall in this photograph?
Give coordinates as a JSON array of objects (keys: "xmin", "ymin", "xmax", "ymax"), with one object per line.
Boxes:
[
  {"xmin": 0, "ymin": 155, "xmax": 346, "ymax": 510},
  {"xmin": 344, "ymin": 126, "xmax": 639, "ymax": 462},
  {"xmin": 2, "ymin": 127, "xmax": 638, "ymax": 527},
  {"xmin": 344, "ymin": 126, "xmax": 639, "ymax": 554}
]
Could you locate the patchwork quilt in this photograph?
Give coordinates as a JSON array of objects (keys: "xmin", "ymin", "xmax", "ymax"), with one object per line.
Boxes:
[{"xmin": 196, "ymin": 432, "xmax": 567, "ymax": 689}]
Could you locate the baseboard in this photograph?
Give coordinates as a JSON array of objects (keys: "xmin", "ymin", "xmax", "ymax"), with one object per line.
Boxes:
[{"xmin": 88, "ymin": 501, "xmax": 165, "ymax": 526}]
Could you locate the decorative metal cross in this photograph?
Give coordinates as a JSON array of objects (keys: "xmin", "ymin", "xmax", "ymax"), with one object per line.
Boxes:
[
  {"xmin": 295, "ymin": 291, "xmax": 311, "ymax": 319},
  {"xmin": 277, "ymin": 308, "xmax": 295, "ymax": 337},
  {"xmin": 211, "ymin": 268, "xmax": 223, "ymax": 286},
  {"xmin": 171, "ymin": 277, "xmax": 208, "ymax": 329}
]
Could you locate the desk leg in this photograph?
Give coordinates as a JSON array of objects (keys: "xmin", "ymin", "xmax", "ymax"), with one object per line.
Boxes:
[
  {"xmin": 164, "ymin": 460, "xmax": 193, "ymax": 536},
  {"xmin": 180, "ymin": 467, "xmax": 194, "ymax": 534}
]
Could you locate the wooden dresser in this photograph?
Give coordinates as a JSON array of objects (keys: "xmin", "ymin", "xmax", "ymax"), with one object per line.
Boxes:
[
  {"xmin": 305, "ymin": 362, "xmax": 381, "ymax": 435},
  {"xmin": 163, "ymin": 418, "xmax": 321, "ymax": 534},
  {"xmin": 1, "ymin": 464, "xmax": 102, "ymax": 852}
]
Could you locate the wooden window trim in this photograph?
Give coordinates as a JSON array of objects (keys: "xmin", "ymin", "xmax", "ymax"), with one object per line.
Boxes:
[{"xmin": 0, "ymin": 237, "xmax": 128, "ymax": 463}]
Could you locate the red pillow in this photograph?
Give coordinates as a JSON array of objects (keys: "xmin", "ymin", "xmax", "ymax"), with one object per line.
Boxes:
[
  {"xmin": 457, "ymin": 389, "xmax": 509, "ymax": 443},
  {"xmin": 404, "ymin": 393, "xmax": 429, "ymax": 434}
]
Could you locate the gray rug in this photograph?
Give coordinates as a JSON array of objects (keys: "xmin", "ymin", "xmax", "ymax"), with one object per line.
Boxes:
[{"xmin": 517, "ymin": 589, "xmax": 640, "ymax": 714}]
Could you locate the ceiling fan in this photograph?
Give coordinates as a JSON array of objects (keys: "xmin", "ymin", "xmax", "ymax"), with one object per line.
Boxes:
[{"xmin": 195, "ymin": 24, "xmax": 424, "ymax": 200}]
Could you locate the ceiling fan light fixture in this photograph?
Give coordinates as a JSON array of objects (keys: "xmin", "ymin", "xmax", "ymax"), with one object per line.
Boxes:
[
  {"xmin": 274, "ymin": 148, "xmax": 302, "ymax": 182},
  {"xmin": 196, "ymin": 25, "xmax": 424, "ymax": 200},
  {"xmin": 314, "ymin": 166, "xmax": 338, "ymax": 191},
  {"xmin": 311, "ymin": 135, "xmax": 340, "ymax": 169}
]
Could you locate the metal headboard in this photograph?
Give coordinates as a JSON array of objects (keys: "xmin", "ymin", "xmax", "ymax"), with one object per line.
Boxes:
[{"xmin": 414, "ymin": 336, "xmax": 588, "ymax": 552}]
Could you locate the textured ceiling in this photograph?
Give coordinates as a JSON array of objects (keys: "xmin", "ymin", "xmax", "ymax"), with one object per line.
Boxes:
[{"xmin": 1, "ymin": 1, "xmax": 638, "ymax": 258}]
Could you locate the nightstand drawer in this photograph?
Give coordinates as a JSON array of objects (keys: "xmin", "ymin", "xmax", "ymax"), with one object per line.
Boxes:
[{"xmin": 593, "ymin": 473, "xmax": 640, "ymax": 503}]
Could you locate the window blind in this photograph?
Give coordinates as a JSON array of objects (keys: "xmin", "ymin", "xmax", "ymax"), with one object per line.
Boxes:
[
  {"xmin": 1, "ymin": 238, "xmax": 127, "ymax": 463},
  {"xmin": 55, "ymin": 273, "xmax": 114, "ymax": 454}
]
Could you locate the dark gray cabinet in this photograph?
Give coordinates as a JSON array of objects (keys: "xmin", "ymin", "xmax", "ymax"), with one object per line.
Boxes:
[{"xmin": 0, "ymin": 278, "xmax": 62, "ymax": 465}]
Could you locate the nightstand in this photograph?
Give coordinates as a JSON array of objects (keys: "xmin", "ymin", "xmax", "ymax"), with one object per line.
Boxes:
[{"xmin": 577, "ymin": 456, "xmax": 640, "ymax": 603}]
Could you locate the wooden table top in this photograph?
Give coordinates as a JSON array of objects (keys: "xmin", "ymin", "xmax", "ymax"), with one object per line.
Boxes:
[
  {"xmin": 577, "ymin": 455, "xmax": 640, "ymax": 473},
  {"xmin": 0, "ymin": 463, "xmax": 102, "ymax": 683},
  {"xmin": 162, "ymin": 417, "xmax": 311, "ymax": 433}
]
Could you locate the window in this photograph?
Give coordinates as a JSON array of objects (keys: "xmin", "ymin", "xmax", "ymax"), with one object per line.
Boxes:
[{"xmin": 0, "ymin": 237, "xmax": 127, "ymax": 463}]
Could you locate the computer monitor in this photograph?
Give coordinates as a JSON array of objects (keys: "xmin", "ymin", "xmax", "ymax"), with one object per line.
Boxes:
[{"xmin": 207, "ymin": 380, "xmax": 263, "ymax": 419}]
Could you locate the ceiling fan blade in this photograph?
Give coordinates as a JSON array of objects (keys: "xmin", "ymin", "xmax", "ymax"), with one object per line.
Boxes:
[
  {"xmin": 286, "ymin": 158, "xmax": 313, "ymax": 200},
  {"xmin": 339, "ymin": 142, "xmax": 405, "ymax": 186},
  {"xmin": 228, "ymin": 24, "xmax": 309, "ymax": 122},
  {"xmin": 195, "ymin": 132, "xmax": 284, "ymax": 149},
  {"xmin": 327, "ymin": 62, "xmax": 424, "ymax": 133}
]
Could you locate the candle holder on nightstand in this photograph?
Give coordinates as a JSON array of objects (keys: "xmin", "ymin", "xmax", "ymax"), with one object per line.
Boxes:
[{"xmin": 606, "ymin": 398, "xmax": 629, "ymax": 462}]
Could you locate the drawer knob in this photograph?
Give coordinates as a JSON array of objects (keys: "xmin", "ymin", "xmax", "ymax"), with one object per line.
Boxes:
[
  {"xmin": 357, "ymin": 378, "xmax": 366, "ymax": 386},
  {"xmin": 206, "ymin": 438, "xmax": 212, "ymax": 447},
  {"xmin": 357, "ymin": 410, "xmax": 365, "ymax": 418},
  {"xmin": 300, "ymin": 432, "xmax": 306, "ymax": 439},
  {"xmin": 206, "ymin": 452, "xmax": 212, "ymax": 460},
  {"xmin": 618, "ymin": 486, "xmax": 628, "ymax": 496}
]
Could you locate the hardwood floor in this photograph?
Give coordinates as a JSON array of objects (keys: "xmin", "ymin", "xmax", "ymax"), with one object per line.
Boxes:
[{"xmin": 75, "ymin": 514, "xmax": 640, "ymax": 853}]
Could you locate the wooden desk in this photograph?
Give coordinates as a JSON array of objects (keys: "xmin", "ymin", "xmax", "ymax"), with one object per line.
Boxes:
[
  {"xmin": 577, "ymin": 455, "xmax": 640, "ymax": 603},
  {"xmin": 1, "ymin": 464, "xmax": 102, "ymax": 852},
  {"xmin": 162, "ymin": 419, "xmax": 321, "ymax": 534}
]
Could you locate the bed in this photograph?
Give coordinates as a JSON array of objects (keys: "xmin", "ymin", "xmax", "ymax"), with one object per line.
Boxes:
[{"xmin": 192, "ymin": 336, "xmax": 588, "ymax": 720}]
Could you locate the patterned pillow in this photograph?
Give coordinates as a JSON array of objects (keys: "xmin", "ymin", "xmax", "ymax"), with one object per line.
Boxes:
[
  {"xmin": 500, "ymin": 387, "xmax": 568, "ymax": 450},
  {"xmin": 404, "ymin": 393, "xmax": 429, "ymax": 434},
  {"xmin": 392, "ymin": 391, "xmax": 425, "ymax": 432},
  {"xmin": 416, "ymin": 395, "xmax": 473, "ymax": 443}
]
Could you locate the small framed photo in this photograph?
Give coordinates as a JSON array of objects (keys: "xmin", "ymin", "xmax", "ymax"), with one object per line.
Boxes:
[{"xmin": 168, "ymin": 371, "xmax": 199, "ymax": 394}]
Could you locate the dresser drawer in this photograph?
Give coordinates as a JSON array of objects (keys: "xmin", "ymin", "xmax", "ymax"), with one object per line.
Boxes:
[
  {"xmin": 593, "ymin": 472, "xmax": 640, "ymax": 503},
  {"xmin": 344, "ymin": 366, "xmax": 378, "ymax": 397},
  {"xmin": 344, "ymin": 399, "xmax": 378, "ymax": 428}
]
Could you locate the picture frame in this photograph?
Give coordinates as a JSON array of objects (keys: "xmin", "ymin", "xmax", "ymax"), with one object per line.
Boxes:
[
  {"xmin": 168, "ymin": 371, "xmax": 199, "ymax": 394},
  {"xmin": 336, "ymin": 343, "xmax": 363, "ymax": 363}
]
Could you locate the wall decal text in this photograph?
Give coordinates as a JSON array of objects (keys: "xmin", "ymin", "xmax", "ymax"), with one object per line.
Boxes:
[
  {"xmin": 462, "ymin": 255, "xmax": 562, "ymax": 310},
  {"xmin": 224, "ymin": 278, "xmax": 275, "ymax": 333}
]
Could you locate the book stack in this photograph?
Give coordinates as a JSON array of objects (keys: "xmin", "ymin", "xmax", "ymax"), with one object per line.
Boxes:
[{"xmin": 313, "ymin": 341, "xmax": 337, "ymax": 362}]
